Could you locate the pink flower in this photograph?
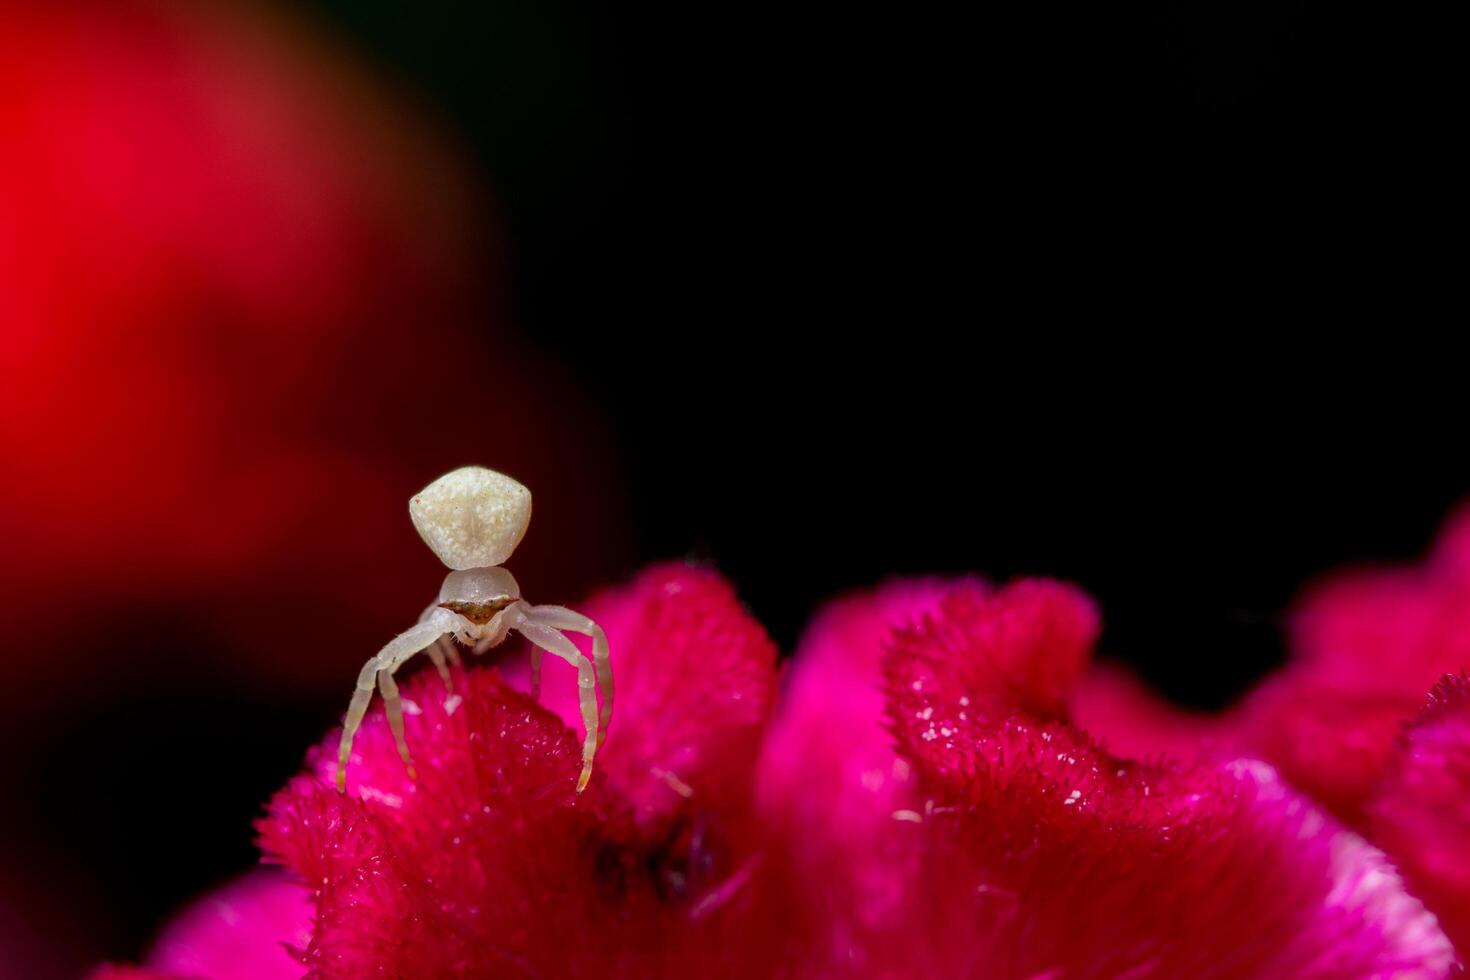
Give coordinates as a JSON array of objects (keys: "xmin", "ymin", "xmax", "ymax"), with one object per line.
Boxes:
[
  {"xmin": 1070, "ymin": 505, "xmax": 1470, "ymax": 829},
  {"xmin": 876, "ymin": 581, "xmax": 1453, "ymax": 975},
  {"xmin": 1369, "ymin": 674, "xmax": 1470, "ymax": 952},
  {"xmin": 753, "ymin": 578, "xmax": 968, "ymax": 961},
  {"xmin": 258, "ymin": 562, "xmax": 781, "ymax": 977},
  {"xmin": 1240, "ymin": 505, "xmax": 1470, "ymax": 823},
  {"xmin": 106, "ymin": 566, "xmax": 1460, "ymax": 976},
  {"xmin": 495, "ymin": 564, "xmax": 780, "ymax": 838},
  {"xmin": 1070, "ymin": 661, "xmax": 1225, "ymax": 762},
  {"xmin": 761, "ymin": 578, "xmax": 1454, "ymax": 975}
]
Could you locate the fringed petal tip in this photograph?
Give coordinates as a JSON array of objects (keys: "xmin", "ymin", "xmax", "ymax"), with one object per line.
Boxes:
[
  {"xmin": 757, "ymin": 575, "xmax": 970, "ymax": 826},
  {"xmin": 881, "ymin": 578, "xmax": 1101, "ymax": 786}
]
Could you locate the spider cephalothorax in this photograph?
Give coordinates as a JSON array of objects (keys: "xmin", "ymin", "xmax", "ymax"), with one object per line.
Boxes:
[{"xmin": 336, "ymin": 466, "xmax": 612, "ymax": 793}]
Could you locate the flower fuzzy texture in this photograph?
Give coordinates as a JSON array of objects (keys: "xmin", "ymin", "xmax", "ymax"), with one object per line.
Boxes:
[
  {"xmin": 260, "ymin": 563, "xmax": 781, "ymax": 978},
  {"xmin": 238, "ymin": 565, "xmax": 1463, "ymax": 977},
  {"xmin": 874, "ymin": 582, "xmax": 1452, "ymax": 977}
]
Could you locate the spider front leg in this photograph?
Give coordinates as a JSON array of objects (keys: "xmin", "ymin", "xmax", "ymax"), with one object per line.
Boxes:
[
  {"xmin": 337, "ymin": 658, "xmax": 381, "ymax": 792},
  {"xmin": 423, "ymin": 638, "xmax": 453, "ymax": 696},
  {"xmin": 378, "ymin": 667, "xmax": 415, "ymax": 780},
  {"xmin": 522, "ymin": 604, "xmax": 613, "ymax": 750},
  {"xmin": 466, "ymin": 610, "xmax": 542, "ymax": 699},
  {"xmin": 417, "ymin": 603, "xmax": 460, "ymax": 686},
  {"xmin": 515, "ymin": 616, "xmax": 601, "ymax": 793},
  {"xmin": 336, "ymin": 614, "xmax": 454, "ymax": 792}
]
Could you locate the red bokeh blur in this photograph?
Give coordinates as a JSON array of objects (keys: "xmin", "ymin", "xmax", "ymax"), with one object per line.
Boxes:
[
  {"xmin": 0, "ymin": 0, "xmax": 630, "ymax": 701},
  {"xmin": 0, "ymin": 1, "xmax": 629, "ymax": 973}
]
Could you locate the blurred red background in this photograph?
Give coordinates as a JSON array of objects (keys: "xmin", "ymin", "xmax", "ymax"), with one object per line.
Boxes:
[{"xmin": 0, "ymin": 1, "xmax": 629, "ymax": 973}]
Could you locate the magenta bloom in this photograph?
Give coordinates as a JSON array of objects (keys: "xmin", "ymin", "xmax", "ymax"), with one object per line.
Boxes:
[
  {"xmin": 1241, "ymin": 505, "xmax": 1470, "ymax": 823},
  {"xmin": 754, "ymin": 578, "xmax": 965, "ymax": 959},
  {"xmin": 887, "ymin": 583, "xmax": 1451, "ymax": 975},
  {"xmin": 1070, "ymin": 661, "xmax": 1224, "ymax": 761},
  {"xmin": 259, "ymin": 563, "xmax": 781, "ymax": 977},
  {"xmin": 108, "ymin": 563, "xmax": 1460, "ymax": 976},
  {"xmin": 1068, "ymin": 505, "xmax": 1470, "ymax": 829},
  {"xmin": 762, "ymin": 578, "xmax": 1453, "ymax": 975},
  {"xmin": 1369, "ymin": 674, "xmax": 1470, "ymax": 952}
]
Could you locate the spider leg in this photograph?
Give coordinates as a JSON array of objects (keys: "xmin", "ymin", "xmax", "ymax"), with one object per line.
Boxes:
[
  {"xmin": 529, "ymin": 646, "xmax": 543, "ymax": 702},
  {"xmin": 378, "ymin": 667, "xmax": 416, "ymax": 779},
  {"xmin": 336, "ymin": 615, "xmax": 453, "ymax": 792},
  {"xmin": 419, "ymin": 602, "xmax": 463, "ymax": 675},
  {"xmin": 516, "ymin": 618, "xmax": 600, "ymax": 793},
  {"xmin": 419, "ymin": 603, "xmax": 464, "ymax": 669},
  {"xmin": 522, "ymin": 604, "xmax": 612, "ymax": 751},
  {"xmin": 337, "ymin": 658, "xmax": 381, "ymax": 793},
  {"xmin": 424, "ymin": 638, "xmax": 454, "ymax": 696}
]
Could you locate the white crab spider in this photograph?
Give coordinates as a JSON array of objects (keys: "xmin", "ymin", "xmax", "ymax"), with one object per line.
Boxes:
[{"xmin": 336, "ymin": 466, "xmax": 612, "ymax": 794}]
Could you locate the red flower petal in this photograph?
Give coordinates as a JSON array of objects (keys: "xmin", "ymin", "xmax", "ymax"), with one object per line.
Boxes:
[
  {"xmin": 758, "ymin": 577, "xmax": 968, "ymax": 831},
  {"xmin": 258, "ymin": 565, "xmax": 783, "ymax": 977},
  {"xmin": 882, "ymin": 579, "xmax": 1100, "ymax": 780},
  {"xmin": 1241, "ymin": 508, "xmax": 1470, "ymax": 820},
  {"xmin": 1370, "ymin": 674, "xmax": 1470, "ymax": 952},
  {"xmin": 260, "ymin": 668, "xmax": 606, "ymax": 977},
  {"xmin": 1239, "ymin": 667, "xmax": 1418, "ymax": 825},
  {"xmin": 876, "ymin": 581, "xmax": 1455, "ymax": 977},
  {"xmin": 1289, "ymin": 506, "xmax": 1470, "ymax": 696},
  {"xmin": 754, "ymin": 578, "xmax": 971, "ymax": 961},
  {"xmin": 901, "ymin": 755, "xmax": 1456, "ymax": 977},
  {"xmin": 1291, "ymin": 568, "xmax": 1466, "ymax": 693},
  {"xmin": 502, "ymin": 562, "xmax": 780, "ymax": 838},
  {"xmin": 1070, "ymin": 661, "xmax": 1228, "ymax": 762}
]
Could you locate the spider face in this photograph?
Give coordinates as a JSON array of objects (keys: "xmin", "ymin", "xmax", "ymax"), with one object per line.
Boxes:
[
  {"xmin": 410, "ymin": 466, "xmax": 532, "ymax": 570},
  {"xmin": 438, "ymin": 595, "xmax": 517, "ymax": 625}
]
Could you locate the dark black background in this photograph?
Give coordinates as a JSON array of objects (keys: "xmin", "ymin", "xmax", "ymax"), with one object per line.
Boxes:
[
  {"xmin": 287, "ymin": 0, "xmax": 1456, "ymax": 701},
  {"xmin": 16, "ymin": 0, "xmax": 1465, "ymax": 969}
]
